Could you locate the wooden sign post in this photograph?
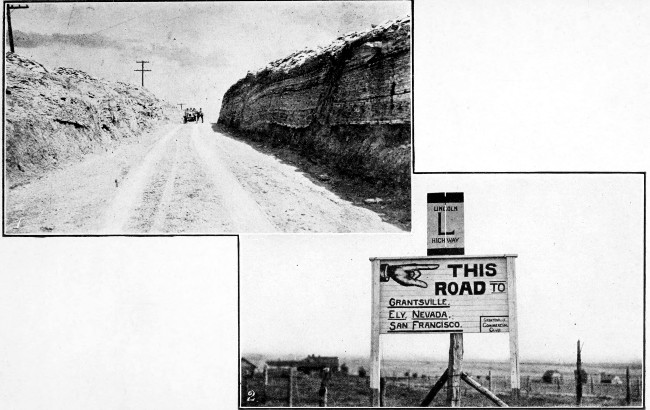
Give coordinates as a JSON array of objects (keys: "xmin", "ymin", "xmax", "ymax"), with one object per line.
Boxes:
[
  {"xmin": 508, "ymin": 256, "xmax": 520, "ymax": 400},
  {"xmin": 369, "ymin": 192, "xmax": 520, "ymax": 407},
  {"xmin": 428, "ymin": 192, "xmax": 466, "ymax": 407},
  {"xmin": 370, "ymin": 258, "xmax": 382, "ymax": 406}
]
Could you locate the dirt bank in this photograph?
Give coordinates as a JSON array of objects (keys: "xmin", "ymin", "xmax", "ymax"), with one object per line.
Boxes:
[
  {"xmin": 217, "ymin": 16, "xmax": 411, "ymax": 199},
  {"xmin": 4, "ymin": 52, "xmax": 174, "ymax": 184}
]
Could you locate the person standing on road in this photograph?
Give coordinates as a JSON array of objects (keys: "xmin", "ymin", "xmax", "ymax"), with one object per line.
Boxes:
[{"xmin": 198, "ymin": 108, "xmax": 204, "ymax": 123}]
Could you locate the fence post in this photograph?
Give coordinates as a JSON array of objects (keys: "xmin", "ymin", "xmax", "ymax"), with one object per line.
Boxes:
[
  {"xmin": 590, "ymin": 374, "xmax": 594, "ymax": 394},
  {"xmin": 380, "ymin": 377, "xmax": 386, "ymax": 407},
  {"xmin": 525, "ymin": 376, "xmax": 530, "ymax": 395},
  {"xmin": 319, "ymin": 368, "xmax": 331, "ymax": 407},
  {"xmin": 488, "ymin": 371, "xmax": 493, "ymax": 393},
  {"xmin": 288, "ymin": 367, "xmax": 296, "ymax": 407},
  {"xmin": 556, "ymin": 377, "xmax": 560, "ymax": 392},
  {"xmin": 263, "ymin": 365, "xmax": 269, "ymax": 403},
  {"xmin": 626, "ymin": 367, "xmax": 631, "ymax": 404},
  {"xmin": 576, "ymin": 340, "xmax": 583, "ymax": 405}
]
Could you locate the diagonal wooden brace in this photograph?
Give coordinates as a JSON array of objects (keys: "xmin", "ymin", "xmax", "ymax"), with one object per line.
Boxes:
[
  {"xmin": 420, "ymin": 369, "xmax": 449, "ymax": 407},
  {"xmin": 461, "ymin": 372, "xmax": 508, "ymax": 407}
]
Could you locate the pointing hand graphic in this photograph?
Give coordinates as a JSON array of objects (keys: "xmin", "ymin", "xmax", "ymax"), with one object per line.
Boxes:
[{"xmin": 379, "ymin": 263, "xmax": 440, "ymax": 288}]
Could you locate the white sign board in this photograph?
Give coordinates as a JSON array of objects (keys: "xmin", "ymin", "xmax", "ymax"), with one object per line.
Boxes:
[
  {"xmin": 427, "ymin": 192, "xmax": 465, "ymax": 255},
  {"xmin": 374, "ymin": 255, "xmax": 516, "ymax": 334}
]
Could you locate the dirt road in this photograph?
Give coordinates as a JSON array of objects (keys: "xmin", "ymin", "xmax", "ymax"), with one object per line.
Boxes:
[{"xmin": 5, "ymin": 123, "xmax": 404, "ymax": 234}]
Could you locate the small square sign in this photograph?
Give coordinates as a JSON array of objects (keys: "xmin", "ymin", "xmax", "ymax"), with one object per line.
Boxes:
[{"xmin": 427, "ymin": 192, "xmax": 465, "ymax": 255}]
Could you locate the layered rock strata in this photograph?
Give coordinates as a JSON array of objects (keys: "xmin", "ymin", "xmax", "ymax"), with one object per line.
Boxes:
[
  {"xmin": 5, "ymin": 53, "xmax": 174, "ymax": 180},
  {"xmin": 218, "ymin": 16, "xmax": 411, "ymax": 189}
]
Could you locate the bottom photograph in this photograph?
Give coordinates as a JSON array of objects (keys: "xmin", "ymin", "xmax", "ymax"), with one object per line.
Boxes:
[{"xmin": 239, "ymin": 174, "xmax": 644, "ymax": 408}]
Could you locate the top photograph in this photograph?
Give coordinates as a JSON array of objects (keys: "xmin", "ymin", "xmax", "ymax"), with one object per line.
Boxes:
[{"xmin": 3, "ymin": 1, "xmax": 412, "ymax": 235}]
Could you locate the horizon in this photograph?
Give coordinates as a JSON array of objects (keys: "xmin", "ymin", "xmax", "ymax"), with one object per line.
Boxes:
[{"xmin": 242, "ymin": 351, "xmax": 644, "ymax": 366}]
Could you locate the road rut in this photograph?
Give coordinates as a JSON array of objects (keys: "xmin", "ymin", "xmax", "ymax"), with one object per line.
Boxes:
[{"xmin": 5, "ymin": 123, "xmax": 404, "ymax": 234}]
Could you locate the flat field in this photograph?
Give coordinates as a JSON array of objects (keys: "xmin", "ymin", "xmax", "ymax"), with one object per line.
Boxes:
[{"xmin": 242, "ymin": 358, "xmax": 643, "ymax": 407}]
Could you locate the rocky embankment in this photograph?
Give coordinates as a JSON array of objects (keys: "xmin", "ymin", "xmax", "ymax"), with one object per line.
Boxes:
[
  {"xmin": 5, "ymin": 52, "xmax": 174, "ymax": 182},
  {"xmin": 218, "ymin": 16, "xmax": 411, "ymax": 191}
]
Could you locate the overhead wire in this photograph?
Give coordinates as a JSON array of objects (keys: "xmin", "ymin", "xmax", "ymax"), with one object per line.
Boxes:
[
  {"xmin": 66, "ymin": 4, "xmax": 75, "ymax": 29},
  {"xmin": 89, "ymin": 12, "xmax": 151, "ymax": 36},
  {"xmin": 88, "ymin": 10, "xmax": 188, "ymax": 39}
]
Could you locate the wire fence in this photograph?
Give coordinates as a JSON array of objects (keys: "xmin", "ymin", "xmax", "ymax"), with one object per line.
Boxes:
[
  {"xmin": 243, "ymin": 368, "xmax": 372, "ymax": 407},
  {"xmin": 242, "ymin": 368, "xmax": 643, "ymax": 406},
  {"xmin": 486, "ymin": 374, "xmax": 642, "ymax": 400}
]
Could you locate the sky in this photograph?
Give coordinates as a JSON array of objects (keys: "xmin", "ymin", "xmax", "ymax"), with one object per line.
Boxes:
[
  {"xmin": 6, "ymin": 1, "xmax": 410, "ymax": 121},
  {"xmin": 241, "ymin": 174, "xmax": 644, "ymax": 364}
]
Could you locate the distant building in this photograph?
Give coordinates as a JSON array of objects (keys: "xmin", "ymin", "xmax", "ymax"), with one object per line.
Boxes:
[
  {"xmin": 299, "ymin": 354, "xmax": 339, "ymax": 373},
  {"xmin": 574, "ymin": 369, "xmax": 588, "ymax": 383},
  {"xmin": 267, "ymin": 354, "xmax": 340, "ymax": 374},
  {"xmin": 542, "ymin": 370, "xmax": 563, "ymax": 384},
  {"xmin": 600, "ymin": 373, "xmax": 623, "ymax": 384},
  {"xmin": 241, "ymin": 357, "xmax": 257, "ymax": 378}
]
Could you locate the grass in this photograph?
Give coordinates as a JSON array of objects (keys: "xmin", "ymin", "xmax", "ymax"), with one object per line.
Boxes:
[{"xmin": 242, "ymin": 372, "xmax": 643, "ymax": 407}]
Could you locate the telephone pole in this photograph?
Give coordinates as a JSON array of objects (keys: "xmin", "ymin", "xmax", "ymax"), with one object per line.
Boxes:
[
  {"xmin": 6, "ymin": 4, "xmax": 29, "ymax": 53},
  {"xmin": 178, "ymin": 103, "xmax": 185, "ymax": 110},
  {"xmin": 134, "ymin": 60, "xmax": 151, "ymax": 87}
]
